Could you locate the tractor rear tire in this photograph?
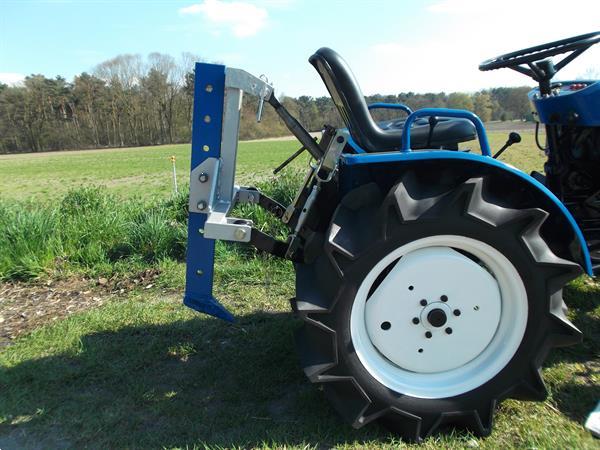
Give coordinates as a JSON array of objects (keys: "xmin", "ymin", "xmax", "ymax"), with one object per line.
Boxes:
[{"xmin": 291, "ymin": 173, "xmax": 582, "ymax": 442}]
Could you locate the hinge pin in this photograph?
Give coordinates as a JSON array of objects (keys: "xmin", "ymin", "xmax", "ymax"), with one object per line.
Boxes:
[{"xmin": 234, "ymin": 228, "xmax": 247, "ymax": 240}]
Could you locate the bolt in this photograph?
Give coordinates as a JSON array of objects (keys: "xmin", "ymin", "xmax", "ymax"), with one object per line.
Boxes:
[
  {"xmin": 196, "ymin": 269, "xmax": 203, "ymax": 276},
  {"xmin": 412, "ymin": 317, "xmax": 420, "ymax": 325},
  {"xmin": 205, "ymin": 84, "xmax": 213, "ymax": 92},
  {"xmin": 441, "ymin": 295, "xmax": 448, "ymax": 302},
  {"xmin": 197, "ymin": 200, "xmax": 207, "ymax": 211},
  {"xmin": 453, "ymin": 309, "xmax": 461, "ymax": 316},
  {"xmin": 420, "ymin": 299, "xmax": 427, "ymax": 306},
  {"xmin": 445, "ymin": 327, "xmax": 453, "ymax": 335},
  {"xmin": 199, "ymin": 172, "xmax": 209, "ymax": 183},
  {"xmin": 425, "ymin": 331, "xmax": 432, "ymax": 339},
  {"xmin": 380, "ymin": 321, "xmax": 391, "ymax": 330},
  {"xmin": 198, "ymin": 228, "xmax": 204, "ymax": 234},
  {"xmin": 336, "ymin": 135, "xmax": 345, "ymax": 143},
  {"xmin": 204, "ymin": 115, "xmax": 211, "ymax": 123},
  {"xmin": 234, "ymin": 228, "xmax": 247, "ymax": 240}
]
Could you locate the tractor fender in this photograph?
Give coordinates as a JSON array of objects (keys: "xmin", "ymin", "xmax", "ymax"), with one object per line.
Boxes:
[{"xmin": 341, "ymin": 150, "xmax": 593, "ymax": 275}]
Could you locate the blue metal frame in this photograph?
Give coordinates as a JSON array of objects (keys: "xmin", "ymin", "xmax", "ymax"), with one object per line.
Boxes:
[
  {"xmin": 368, "ymin": 102, "xmax": 413, "ymax": 115},
  {"xmin": 183, "ymin": 62, "xmax": 234, "ymax": 322},
  {"xmin": 401, "ymin": 108, "xmax": 491, "ymax": 156},
  {"xmin": 342, "ymin": 150, "xmax": 593, "ymax": 275}
]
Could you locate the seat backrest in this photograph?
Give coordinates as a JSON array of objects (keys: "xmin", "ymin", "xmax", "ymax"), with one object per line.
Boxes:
[{"xmin": 309, "ymin": 47, "xmax": 403, "ymax": 152}]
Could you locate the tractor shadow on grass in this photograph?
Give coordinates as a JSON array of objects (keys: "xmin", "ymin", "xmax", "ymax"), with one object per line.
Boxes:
[
  {"xmin": 3, "ymin": 303, "xmax": 597, "ymax": 449},
  {"xmin": 0, "ymin": 311, "xmax": 394, "ymax": 448}
]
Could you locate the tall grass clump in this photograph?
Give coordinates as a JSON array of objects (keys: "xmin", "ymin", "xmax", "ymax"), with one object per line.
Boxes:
[
  {"xmin": 0, "ymin": 171, "xmax": 302, "ymax": 281},
  {"xmin": 56, "ymin": 187, "xmax": 131, "ymax": 268},
  {"xmin": 0, "ymin": 187, "xmax": 189, "ymax": 281},
  {"xmin": 0, "ymin": 202, "xmax": 60, "ymax": 280}
]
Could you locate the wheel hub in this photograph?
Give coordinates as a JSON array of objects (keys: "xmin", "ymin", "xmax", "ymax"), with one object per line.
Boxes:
[
  {"xmin": 365, "ymin": 246, "xmax": 501, "ymax": 373},
  {"xmin": 427, "ymin": 308, "xmax": 447, "ymax": 327}
]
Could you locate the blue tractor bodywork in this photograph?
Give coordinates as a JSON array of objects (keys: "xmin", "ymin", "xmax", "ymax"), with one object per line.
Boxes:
[
  {"xmin": 181, "ymin": 33, "xmax": 599, "ymax": 439},
  {"xmin": 184, "ymin": 57, "xmax": 596, "ymax": 322},
  {"xmin": 528, "ymin": 80, "xmax": 600, "ymax": 126}
]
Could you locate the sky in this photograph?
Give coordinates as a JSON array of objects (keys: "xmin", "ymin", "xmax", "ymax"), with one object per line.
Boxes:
[{"xmin": 1, "ymin": 0, "xmax": 599, "ymax": 97}]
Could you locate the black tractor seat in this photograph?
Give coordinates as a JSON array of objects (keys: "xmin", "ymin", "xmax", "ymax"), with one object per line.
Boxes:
[{"xmin": 309, "ymin": 47, "xmax": 476, "ymax": 153}]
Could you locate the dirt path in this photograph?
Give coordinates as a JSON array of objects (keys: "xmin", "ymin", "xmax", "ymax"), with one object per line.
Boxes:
[
  {"xmin": 0, "ymin": 279, "xmax": 107, "ymax": 348},
  {"xmin": 0, "ymin": 269, "xmax": 164, "ymax": 348}
]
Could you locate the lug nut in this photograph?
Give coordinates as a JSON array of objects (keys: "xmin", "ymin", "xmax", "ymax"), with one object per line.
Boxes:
[
  {"xmin": 412, "ymin": 317, "xmax": 420, "ymax": 325},
  {"xmin": 453, "ymin": 309, "xmax": 461, "ymax": 316},
  {"xmin": 380, "ymin": 321, "xmax": 391, "ymax": 330},
  {"xmin": 420, "ymin": 299, "xmax": 427, "ymax": 306},
  {"xmin": 425, "ymin": 331, "xmax": 432, "ymax": 339},
  {"xmin": 440, "ymin": 295, "xmax": 448, "ymax": 302},
  {"xmin": 445, "ymin": 327, "xmax": 453, "ymax": 335}
]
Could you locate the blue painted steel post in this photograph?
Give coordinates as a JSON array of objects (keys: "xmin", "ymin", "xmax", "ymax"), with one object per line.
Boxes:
[{"xmin": 183, "ymin": 63, "xmax": 234, "ymax": 322}]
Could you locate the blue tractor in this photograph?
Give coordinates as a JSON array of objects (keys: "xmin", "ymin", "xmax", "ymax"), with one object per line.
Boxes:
[{"xmin": 183, "ymin": 32, "xmax": 600, "ymax": 441}]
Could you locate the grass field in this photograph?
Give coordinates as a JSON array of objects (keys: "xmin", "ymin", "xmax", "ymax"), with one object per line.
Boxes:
[
  {"xmin": 0, "ymin": 132, "xmax": 544, "ymax": 201},
  {"xmin": 0, "ymin": 140, "xmax": 309, "ymax": 201},
  {"xmin": 1, "ymin": 133, "xmax": 598, "ymax": 449}
]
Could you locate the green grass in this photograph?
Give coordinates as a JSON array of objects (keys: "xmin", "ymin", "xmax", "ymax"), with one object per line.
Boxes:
[
  {"xmin": 0, "ymin": 166, "xmax": 301, "ymax": 281},
  {"xmin": 1, "ymin": 133, "xmax": 597, "ymax": 448},
  {"xmin": 0, "ymin": 140, "xmax": 310, "ymax": 201},
  {"xmin": 0, "ymin": 187, "xmax": 189, "ymax": 280},
  {"xmin": 0, "ymin": 259, "xmax": 598, "ymax": 449},
  {"xmin": 0, "ymin": 133, "xmax": 543, "ymax": 201}
]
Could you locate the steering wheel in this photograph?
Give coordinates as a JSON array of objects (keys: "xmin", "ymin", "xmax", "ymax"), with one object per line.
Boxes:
[{"xmin": 479, "ymin": 31, "xmax": 600, "ymax": 78}]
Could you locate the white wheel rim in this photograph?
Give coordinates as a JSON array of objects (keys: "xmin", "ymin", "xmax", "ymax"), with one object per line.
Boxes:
[{"xmin": 350, "ymin": 235, "xmax": 528, "ymax": 399}]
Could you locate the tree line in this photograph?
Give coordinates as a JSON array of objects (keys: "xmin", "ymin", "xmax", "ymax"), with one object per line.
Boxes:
[{"xmin": 0, "ymin": 52, "xmax": 533, "ymax": 154}]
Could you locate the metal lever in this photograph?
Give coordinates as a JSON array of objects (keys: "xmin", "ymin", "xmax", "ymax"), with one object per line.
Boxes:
[
  {"xmin": 425, "ymin": 116, "xmax": 439, "ymax": 148},
  {"xmin": 256, "ymin": 97, "xmax": 265, "ymax": 122},
  {"xmin": 273, "ymin": 138, "xmax": 318, "ymax": 174},
  {"xmin": 493, "ymin": 132, "xmax": 522, "ymax": 159},
  {"xmin": 256, "ymin": 74, "xmax": 270, "ymax": 123}
]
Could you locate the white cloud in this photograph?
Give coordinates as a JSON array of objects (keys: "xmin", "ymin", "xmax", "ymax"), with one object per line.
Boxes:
[
  {"xmin": 427, "ymin": 0, "xmax": 494, "ymax": 14},
  {"xmin": 256, "ymin": 0, "xmax": 295, "ymax": 8},
  {"xmin": 180, "ymin": 0, "xmax": 268, "ymax": 38},
  {"xmin": 350, "ymin": 1, "xmax": 600, "ymax": 95},
  {"xmin": 0, "ymin": 72, "xmax": 25, "ymax": 86}
]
